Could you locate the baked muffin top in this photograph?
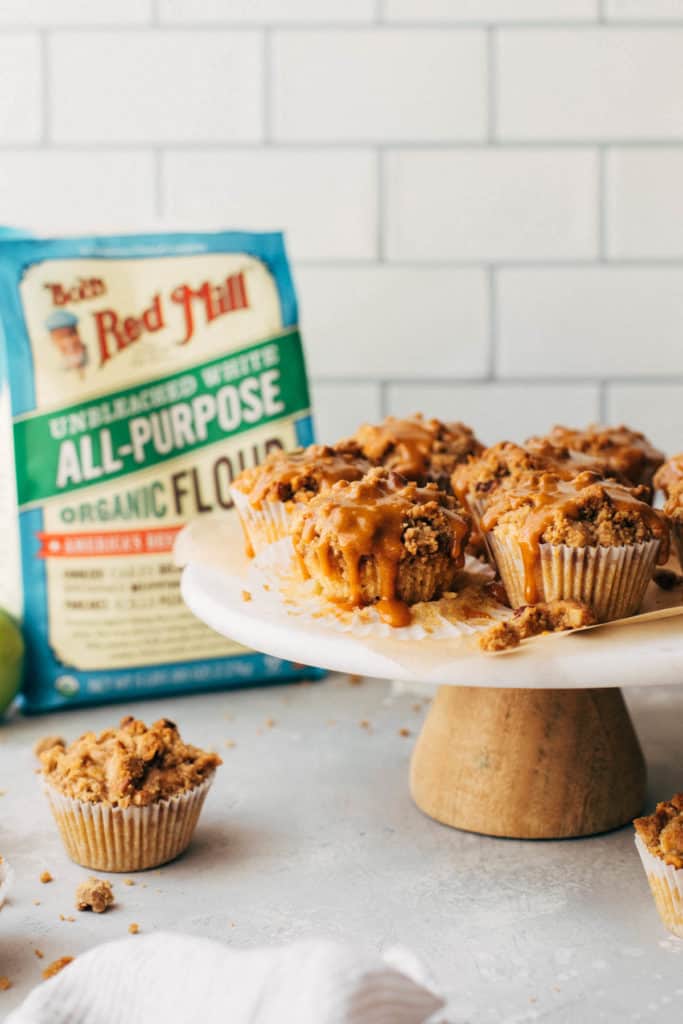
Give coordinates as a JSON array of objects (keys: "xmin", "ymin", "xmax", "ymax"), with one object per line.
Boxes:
[
  {"xmin": 40, "ymin": 716, "xmax": 222, "ymax": 808},
  {"xmin": 664, "ymin": 481, "xmax": 683, "ymax": 523},
  {"xmin": 655, "ymin": 454, "xmax": 683, "ymax": 498},
  {"xmin": 290, "ymin": 468, "xmax": 471, "ymax": 613},
  {"xmin": 481, "ymin": 471, "xmax": 669, "ymax": 553},
  {"xmin": 231, "ymin": 444, "xmax": 374, "ymax": 508},
  {"xmin": 526, "ymin": 424, "xmax": 664, "ymax": 488},
  {"xmin": 635, "ymin": 794, "xmax": 683, "ymax": 869},
  {"xmin": 344, "ymin": 414, "xmax": 483, "ymax": 488}
]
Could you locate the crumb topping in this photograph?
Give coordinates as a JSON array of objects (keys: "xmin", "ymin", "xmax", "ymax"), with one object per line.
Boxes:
[
  {"xmin": 479, "ymin": 600, "xmax": 596, "ymax": 651},
  {"xmin": 42, "ymin": 956, "xmax": 74, "ymax": 980},
  {"xmin": 526, "ymin": 424, "xmax": 664, "ymax": 487},
  {"xmin": 664, "ymin": 481, "xmax": 683, "ymax": 523},
  {"xmin": 290, "ymin": 467, "xmax": 471, "ymax": 626},
  {"xmin": 40, "ymin": 716, "xmax": 222, "ymax": 807},
  {"xmin": 76, "ymin": 877, "xmax": 114, "ymax": 914},
  {"xmin": 344, "ymin": 413, "xmax": 483, "ymax": 488},
  {"xmin": 33, "ymin": 735, "xmax": 65, "ymax": 758},
  {"xmin": 231, "ymin": 444, "xmax": 373, "ymax": 507},
  {"xmin": 635, "ymin": 794, "xmax": 683, "ymax": 868},
  {"xmin": 655, "ymin": 454, "xmax": 683, "ymax": 497}
]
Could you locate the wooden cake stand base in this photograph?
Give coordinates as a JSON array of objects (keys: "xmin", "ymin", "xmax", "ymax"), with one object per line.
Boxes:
[{"xmin": 410, "ymin": 686, "xmax": 646, "ymax": 839}]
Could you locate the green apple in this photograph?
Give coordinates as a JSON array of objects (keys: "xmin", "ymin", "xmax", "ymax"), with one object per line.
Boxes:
[{"xmin": 0, "ymin": 610, "xmax": 24, "ymax": 716}]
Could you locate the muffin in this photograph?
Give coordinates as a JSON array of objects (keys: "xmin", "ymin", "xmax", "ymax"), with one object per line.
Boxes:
[
  {"xmin": 481, "ymin": 471, "xmax": 669, "ymax": 622},
  {"xmin": 635, "ymin": 795, "xmax": 683, "ymax": 938},
  {"xmin": 342, "ymin": 413, "xmax": 483, "ymax": 491},
  {"xmin": 231, "ymin": 444, "xmax": 373, "ymax": 556},
  {"xmin": 289, "ymin": 468, "xmax": 471, "ymax": 627},
  {"xmin": 664, "ymin": 481, "xmax": 683, "ymax": 570},
  {"xmin": 526, "ymin": 424, "xmax": 665, "ymax": 490},
  {"xmin": 655, "ymin": 454, "xmax": 683, "ymax": 499},
  {"xmin": 39, "ymin": 717, "xmax": 221, "ymax": 871}
]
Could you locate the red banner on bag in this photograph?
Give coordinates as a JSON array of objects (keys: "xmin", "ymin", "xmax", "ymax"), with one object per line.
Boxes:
[{"xmin": 37, "ymin": 527, "xmax": 183, "ymax": 558}]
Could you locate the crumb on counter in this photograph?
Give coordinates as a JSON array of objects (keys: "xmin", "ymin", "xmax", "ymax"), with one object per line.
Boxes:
[
  {"xmin": 33, "ymin": 735, "xmax": 65, "ymax": 758},
  {"xmin": 128, "ymin": 922, "xmax": 140, "ymax": 934},
  {"xmin": 348, "ymin": 674, "xmax": 363, "ymax": 686},
  {"xmin": 398, "ymin": 728, "xmax": 412, "ymax": 738},
  {"xmin": 33, "ymin": 899, "xmax": 41, "ymax": 906},
  {"xmin": 0, "ymin": 977, "xmax": 11, "ymax": 991},
  {"xmin": 59, "ymin": 914, "xmax": 75, "ymax": 923},
  {"xmin": 42, "ymin": 957, "xmax": 74, "ymax": 980},
  {"xmin": 359, "ymin": 720, "xmax": 371, "ymax": 731},
  {"xmin": 479, "ymin": 600, "xmax": 597, "ymax": 652},
  {"xmin": 241, "ymin": 590, "xmax": 252, "ymax": 602},
  {"xmin": 123, "ymin": 879, "xmax": 135, "ymax": 887},
  {"xmin": 40, "ymin": 871, "xmax": 53, "ymax": 884},
  {"xmin": 225, "ymin": 740, "xmax": 236, "ymax": 749},
  {"xmin": 34, "ymin": 949, "xmax": 44, "ymax": 959},
  {"xmin": 76, "ymin": 877, "xmax": 114, "ymax": 914},
  {"xmin": 265, "ymin": 718, "xmax": 276, "ymax": 729}
]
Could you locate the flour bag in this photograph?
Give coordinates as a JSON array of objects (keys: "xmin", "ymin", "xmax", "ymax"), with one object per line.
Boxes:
[{"xmin": 0, "ymin": 230, "xmax": 321, "ymax": 712}]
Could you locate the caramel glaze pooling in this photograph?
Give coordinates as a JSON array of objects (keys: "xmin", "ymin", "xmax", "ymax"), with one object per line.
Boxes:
[
  {"xmin": 232, "ymin": 445, "xmax": 374, "ymax": 509},
  {"xmin": 290, "ymin": 468, "xmax": 471, "ymax": 627},
  {"xmin": 345, "ymin": 413, "xmax": 483, "ymax": 488},
  {"xmin": 481, "ymin": 470, "xmax": 670, "ymax": 604}
]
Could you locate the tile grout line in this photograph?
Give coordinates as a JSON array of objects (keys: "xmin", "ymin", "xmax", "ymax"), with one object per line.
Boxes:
[
  {"xmin": 377, "ymin": 148, "xmax": 385, "ymax": 262},
  {"xmin": 487, "ymin": 27, "xmax": 497, "ymax": 144},
  {"xmin": 598, "ymin": 146, "xmax": 607, "ymax": 261},
  {"xmin": 598, "ymin": 380, "xmax": 608, "ymax": 420},
  {"xmin": 4, "ymin": 140, "xmax": 683, "ymax": 152}
]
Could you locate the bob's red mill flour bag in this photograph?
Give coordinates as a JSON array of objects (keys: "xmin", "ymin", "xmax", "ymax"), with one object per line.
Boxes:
[{"xmin": 0, "ymin": 230, "xmax": 322, "ymax": 713}]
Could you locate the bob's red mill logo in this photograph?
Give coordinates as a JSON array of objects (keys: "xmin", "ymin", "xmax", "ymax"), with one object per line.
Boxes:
[{"xmin": 43, "ymin": 271, "xmax": 249, "ymax": 368}]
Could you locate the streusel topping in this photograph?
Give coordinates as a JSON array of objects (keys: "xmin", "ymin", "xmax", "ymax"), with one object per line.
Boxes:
[
  {"xmin": 664, "ymin": 481, "xmax": 683, "ymax": 523},
  {"xmin": 526, "ymin": 424, "xmax": 664, "ymax": 488},
  {"xmin": 655, "ymin": 454, "xmax": 683, "ymax": 498},
  {"xmin": 231, "ymin": 444, "xmax": 373, "ymax": 507},
  {"xmin": 635, "ymin": 794, "xmax": 683, "ymax": 869},
  {"xmin": 40, "ymin": 716, "xmax": 221, "ymax": 808}
]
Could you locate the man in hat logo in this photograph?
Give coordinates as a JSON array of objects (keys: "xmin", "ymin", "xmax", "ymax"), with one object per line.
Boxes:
[{"xmin": 45, "ymin": 310, "xmax": 88, "ymax": 378}]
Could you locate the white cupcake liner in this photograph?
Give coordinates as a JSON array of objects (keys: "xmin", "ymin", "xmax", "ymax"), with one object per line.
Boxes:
[
  {"xmin": 0, "ymin": 857, "xmax": 13, "ymax": 909},
  {"xmin": 488, "ymin": 534, "xmax": 661, "ymax": 622},
  {"xmin": 635, "ymin": 835, "xmax": 683, "ymax": 938},
  {"xmin": 44, "ymin": 774, "xmax": 215, "ymax": 872},
  {"xmin": 231, "ymin": 488, "xmax": 292, "ymax": 556}
]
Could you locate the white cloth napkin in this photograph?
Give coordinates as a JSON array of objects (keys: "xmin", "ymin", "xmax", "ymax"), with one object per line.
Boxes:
[{"xmin": 7, "ymin": 932, "xmax": 446, "ymax": 1024}]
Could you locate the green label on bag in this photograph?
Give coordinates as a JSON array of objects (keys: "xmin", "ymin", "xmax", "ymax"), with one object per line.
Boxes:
[{"xmin": 14, "ymin": 328, "xmax": 309, "ymax": 507}]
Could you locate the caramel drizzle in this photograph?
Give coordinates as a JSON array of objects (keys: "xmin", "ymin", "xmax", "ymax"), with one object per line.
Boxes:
[
  {"xmin": 293, "ymin": 475, "xmax": 470, "ymax": 627},
  {"xmin": 482, "ymin": 472, "xmax": 670, "ymax": 604},
  {"xmin": 354, "ymin": 415, "xmax": 478, "ymax": 482},
  {"xmin": 235, "ymin": 445, "xmax": 372, "ymax": 509}
]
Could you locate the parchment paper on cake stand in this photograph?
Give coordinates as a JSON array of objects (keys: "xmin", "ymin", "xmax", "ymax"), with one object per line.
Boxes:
[{"xmin": 177, "ymin": 515, "xmax": 683, "ymax": 842}]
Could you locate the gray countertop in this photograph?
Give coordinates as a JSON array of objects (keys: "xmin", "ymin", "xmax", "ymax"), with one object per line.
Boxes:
[{"xmin": 1, "ymin": 674, "xmax": 682, "ymax": 1022}]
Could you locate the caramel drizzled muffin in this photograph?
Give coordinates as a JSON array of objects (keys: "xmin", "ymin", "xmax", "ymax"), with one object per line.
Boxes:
[
  {"xmin": 526, "ymin": 424, "xmax": 665, "ymax": 489},
  {"xmin": 231, "ymin": 444, "xmax": 374, "ymax": 556},
  {"xmin": 40, "ymin": 717, "xmax": 221, "ymax": 871},
  {"xmin": 635, "ymin": 794, "xmax": 683, "ymax": 938},
  {"xmin": 343, "ymin": 413, "xmax": 483, "ymax": 490},
  {"xmin": 482, "ymin": 471, "xmax": 669, "ymax": 621},
  {"xmin": 290, "ymin": 468, "xmax": 471, "ymax": 627},
  {"xmin": 664, "ymin": 481, "xmax": 683, "ymax": 570},
  {"xmin": 655, "ymin": 454, "xmax": 683, "ymax": 498}
]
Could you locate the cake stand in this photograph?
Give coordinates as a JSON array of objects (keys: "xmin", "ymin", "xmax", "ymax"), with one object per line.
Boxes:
[{"xmin": 177, "ymin": 516, "xmax": 683, "ymax": 841}]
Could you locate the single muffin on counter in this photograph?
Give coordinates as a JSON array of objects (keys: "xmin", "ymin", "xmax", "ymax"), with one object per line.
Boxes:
[
  {"xmin": 664, "ymin": 481, "xmax": 683, "ymax": 570},
  {"xmin": 231, "ymin": 444, "xmax": 374, "ymax": 556},
  {"xmin": 526, "ymin": 424, "xmax": 665, "ymax": 491},
  {"xmin": 289, "ymin": 467, "xmax": 471, "ymax": 627},
  {"xmin": 40, "ymin": 716, "xmax": 221, "ymax": 872},
  {"xmin": 481, "ymin": 470, "xmax": 669, "ymax": 622},
  {"xmin": 655, "ymin": 454, "xmax": 683, "ymax": 499},
  {"xmin": 341, "ymin": 413, "xmax": 483, "ymax": 491},
  {"xmin": 635, "ymin": 795, "xmax": 683, "ymax": 938}
]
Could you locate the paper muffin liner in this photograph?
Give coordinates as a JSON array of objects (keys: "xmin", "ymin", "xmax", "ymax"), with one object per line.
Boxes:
[
  {"xmin": 635, "ymin": 835, "xmax": 683, "ymax": 939},
  {"xmin": 0, "ymin": 857, "xmax": 13, "ymax": 910},
  {"xmin": 44, "ymin": 774, "xmax": 215, "ymax": 872},
  {"xmin": 231, "ymin": 488, "xmax": 293, "ymax": 556},
  {"xmin": 488, "ymin": 534, "xmax": 661, "ymax": 622}
]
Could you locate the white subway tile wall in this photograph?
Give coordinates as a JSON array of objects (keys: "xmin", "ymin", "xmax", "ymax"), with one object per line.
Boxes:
[{"xmin": 0, "ymin": 2, "xmax": 681, "ymax": 450}]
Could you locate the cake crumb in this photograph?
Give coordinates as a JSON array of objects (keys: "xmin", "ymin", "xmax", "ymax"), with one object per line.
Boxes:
[
  {"xmin": 225, "ymin": 739, "xmax": 236, "ymax": 749},
  {"xmin": 398, "ymin": 727, "xmax": 412, "ymax": 738},
  {"xmin": 359, "ymin": 720, "xmax": 371, "ymax": 731},
  {"xmin": 42, "ymin": 957, "xmax": 73, "ymax": 980},
  {"xmin": 40, "ymin": 871, "xmax": 53, "ymax": 884},
  {"xmin": 265, "ymin": 717, "xmax": 276, "ymax": 729},
  {"xmin": 33, "ymin": 735, "xmax": 65, "ymax": 758},
  {"xmin": 59, "ymin": 914, "xmax": 75, "ymax": 923},
  {"xmin": 241, "ymin": 590, "xmax": 252, "ymax": 602},
  {"xmin": 34, "ymin": 949, "xmax": 44, "ymax": 959},
  {"xmin": 33, "ymin": 899, "xmax": 41, "ymax": 906},
  {"xmin": 128, "ymin": 922, "xmax": 140, "ymax": 934},
  {"xmin": 123, "ymin": 879, "xmax": 135, "ymax": 886},
  {"xmin": 348, "ymin": 674, "xmax": 363, "ymax": 686},
  {"xmin": 76, "ymin": 877, "xmax": 114, "ymax": 914},
  {"xmin": 479, "ymin": 600, "xmax": 596, "ymax": 652},
  {"xmin": 0, "ymin": 977, "xmax": 11, "ymax": 991}
]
